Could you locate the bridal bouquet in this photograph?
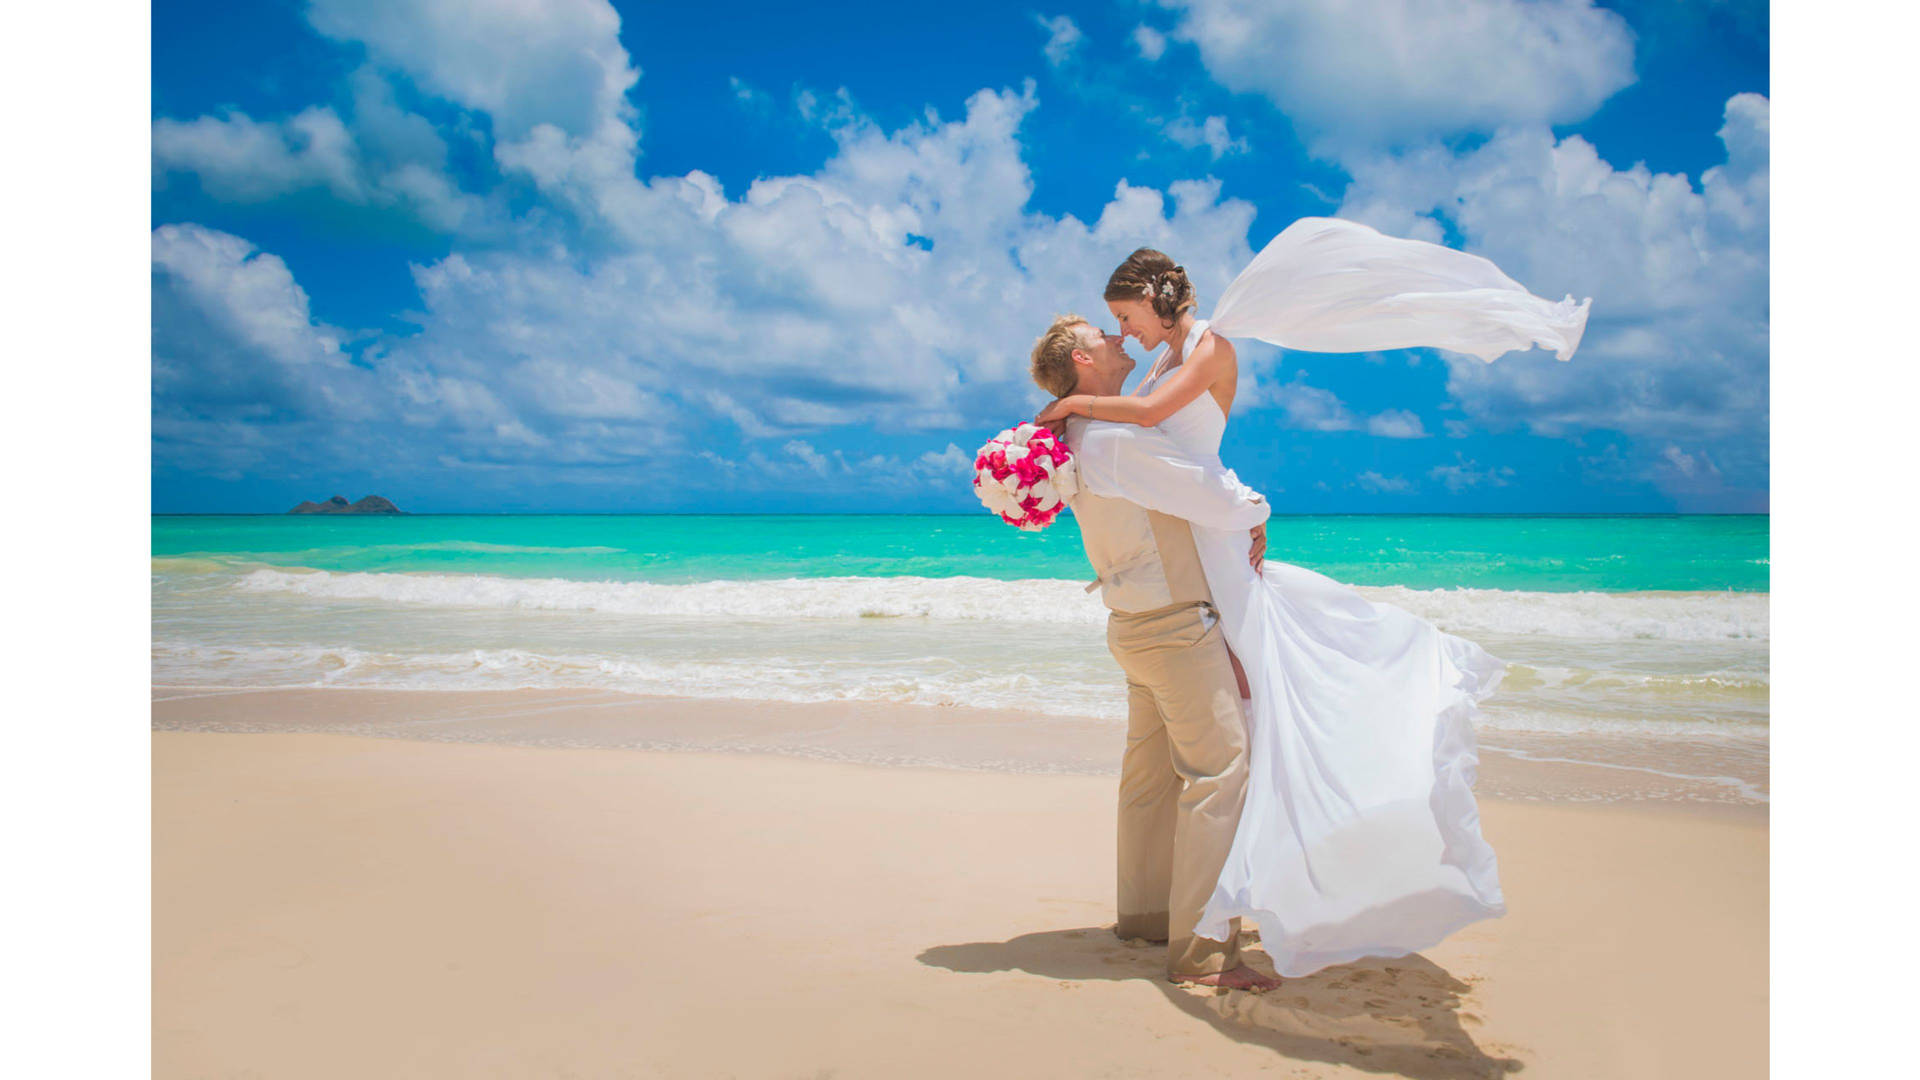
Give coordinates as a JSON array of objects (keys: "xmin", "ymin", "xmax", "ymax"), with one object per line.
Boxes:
[{"xmin": 972, "ymin": 422, "xmax": 1077, "ymax": 531}]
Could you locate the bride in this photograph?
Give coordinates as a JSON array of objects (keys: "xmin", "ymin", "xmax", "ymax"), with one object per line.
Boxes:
[{"xmin": 1035, "ymin": 218, "xmax": 1589, "ymax": 978}]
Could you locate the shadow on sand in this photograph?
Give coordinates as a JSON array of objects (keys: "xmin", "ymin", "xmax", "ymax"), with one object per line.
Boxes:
[{"xmin": 918, "ymin": 926, "xmax": 1523, "ymax": 1080}]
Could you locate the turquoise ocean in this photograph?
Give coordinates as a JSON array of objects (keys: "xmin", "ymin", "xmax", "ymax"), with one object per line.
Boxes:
[{"xmin": 153, "ymin": 513, "xmax": 1768, "ymax": 796}]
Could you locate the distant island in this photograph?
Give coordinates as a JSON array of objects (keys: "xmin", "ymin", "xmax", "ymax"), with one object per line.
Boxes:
[{"xmin": 287, "ymin": 495, "xmax": 406, "ymax": 515}]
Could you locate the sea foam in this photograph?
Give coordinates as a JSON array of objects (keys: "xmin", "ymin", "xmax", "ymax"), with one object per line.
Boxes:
[
  {"xmin": 151, "ymin": 640, "xmax": 1127, "ymax": 721},
  {"xmin": 227, "ymin": 566, "xmax": 1769, "ymax": 642}
]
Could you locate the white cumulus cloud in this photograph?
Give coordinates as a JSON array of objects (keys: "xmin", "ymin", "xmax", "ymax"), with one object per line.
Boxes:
[
  {"xmin": 1260, "ymin": 373, "xmax": 1430, "ymax": 438},
  {"xmin": 152, "ymin": 76, "xmax": 485, "ymax": 233},
  {"xmin": 151, "ymin": 224, "xmax": 364, "ymax": 415},
  {"xmin": 305, "ymin": 0, "xmax": 638, "ymax": 141},
  {"xmin": 1160, "ymin": 0, "xmax": 1637, "ymax": 153},
  {"xmin": 1164, "ymin": 114, "xmax": 1247, "ymax": 160},
  {"xmin": 1357, "ymin": 471, "xmax": 1412, "ymax": 494},
  {"xmin": 1132, "ymin": 25, "xmax": 1168, "ymax": 61},
  {"xmin": 151, "ymin": 224, "xmax": 388, "ymax": 478},
  {"xmin": 1366, "ymin": 409, "xmax": 1428, "ymax": 439},
  {"xmin": 1428, "ymin": 455, "xmax": 1516, "ymax": 493},
  {"xmin": 1037, "ymin": 14, "xmax": 1084, "ymax": 66}
]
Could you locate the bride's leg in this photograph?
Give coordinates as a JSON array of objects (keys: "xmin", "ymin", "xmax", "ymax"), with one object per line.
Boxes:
[{"xmin": 1227, "ymin": 645, "xmax": 1251, "ymax": 700}]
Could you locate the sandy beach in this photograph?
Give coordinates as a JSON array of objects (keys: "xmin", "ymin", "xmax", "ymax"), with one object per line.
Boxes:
[{"xmin": 154, "ymin": 691, "xmax": 1766, "ymax": 1079}]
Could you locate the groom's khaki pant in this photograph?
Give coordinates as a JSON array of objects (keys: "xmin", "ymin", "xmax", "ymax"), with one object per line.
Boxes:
[{"xmin": 1107, "ymin": 600, "xmax": 1249, "ymax": 978}]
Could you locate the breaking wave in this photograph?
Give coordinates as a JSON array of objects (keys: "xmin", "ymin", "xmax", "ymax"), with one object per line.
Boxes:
[{"xmin": 223, "ymin": 565, "xmax": 1769, "ymax": 641}]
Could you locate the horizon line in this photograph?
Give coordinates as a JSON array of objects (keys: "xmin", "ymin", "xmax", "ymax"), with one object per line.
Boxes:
[{"xmin": 150, "ymin": 510, "xmax": 1771, "ymax": 518}]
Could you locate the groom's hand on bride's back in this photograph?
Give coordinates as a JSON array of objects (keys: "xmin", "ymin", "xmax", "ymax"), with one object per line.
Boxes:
[{"xmin": 1033, "ymin": 400, "xmax": 1071, "ymax": 437}]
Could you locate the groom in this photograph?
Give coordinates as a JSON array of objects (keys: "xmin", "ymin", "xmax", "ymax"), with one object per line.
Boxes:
[{"xmin": 1029, "ymin": 315, "xmax": 1281, "ymax": 992}]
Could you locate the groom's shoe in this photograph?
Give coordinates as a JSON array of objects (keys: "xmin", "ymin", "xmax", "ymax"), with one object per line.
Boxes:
[{"xmin": 1169, "ymin": 964, "xmax": 1282, "ymax": 992}]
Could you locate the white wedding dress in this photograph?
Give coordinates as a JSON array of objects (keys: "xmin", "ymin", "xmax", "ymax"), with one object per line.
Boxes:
[
  {"xmin": 1143, "ymin": 327, "xmax": 1506, "ymax": 977},
  {"xmin": 1120, "ymin": 218, "xmax": 1590, "ymax": 977}
]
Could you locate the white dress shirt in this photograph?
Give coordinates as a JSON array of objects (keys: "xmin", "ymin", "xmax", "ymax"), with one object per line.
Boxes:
[{"xmin": 1065, "ymin": 416, "xmax": 1270, "ymax": 533}]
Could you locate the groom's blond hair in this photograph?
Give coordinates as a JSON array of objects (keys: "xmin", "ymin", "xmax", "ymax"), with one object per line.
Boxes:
[{"xmin": 1030, "ymin": 314, "xmax": 1089, "ymax": 399}]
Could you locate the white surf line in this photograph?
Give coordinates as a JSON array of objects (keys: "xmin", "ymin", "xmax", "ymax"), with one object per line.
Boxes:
[
  {"xmin": 1478, "ymin": 744, "xmax": 1768, "ymax": 803},
  {"xmin": 383, "ymin": 692, "xmax": 643, "ymax": 726},
  {"xmin": 150, "ymin": 686, "xmax": 294, "ymax": 702},
  {"xmin": 153, "ymin": 682, "xmax": 621, "ymax": 708}
]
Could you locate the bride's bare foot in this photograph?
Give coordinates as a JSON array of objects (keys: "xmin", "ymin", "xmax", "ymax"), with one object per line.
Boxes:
[{"xmin": 1169, "ymin": 964, "xmax": 1281, "ymax": 992}]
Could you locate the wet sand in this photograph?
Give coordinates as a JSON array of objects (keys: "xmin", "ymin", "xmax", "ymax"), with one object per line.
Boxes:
[{"xmin": 153, "ymin": 686, "xmax": 1769, "ymax": 811}]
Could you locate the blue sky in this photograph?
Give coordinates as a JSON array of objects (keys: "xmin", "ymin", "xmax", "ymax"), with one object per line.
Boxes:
[{"xmin": 150, "ymin": 0, "xmax": 1768, "ymax": 514}]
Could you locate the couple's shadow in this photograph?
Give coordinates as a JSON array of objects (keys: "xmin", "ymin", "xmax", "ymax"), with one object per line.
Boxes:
[{"xmin": 918, "ymin": 926, "xmax": 1522, "ymax": 1080}]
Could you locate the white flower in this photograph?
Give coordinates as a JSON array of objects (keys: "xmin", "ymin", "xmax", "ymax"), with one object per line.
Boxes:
[
  {"xmin": 974, "ymin": 477, "xmax": 1018, "ymax": 516},
  {"xmin": 1052, "ymin": 459, "xmax": 1079, "ymax": 501}
]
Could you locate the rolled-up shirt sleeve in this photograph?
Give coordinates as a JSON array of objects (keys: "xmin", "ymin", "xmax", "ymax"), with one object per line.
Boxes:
[{"xmin": 1071, "ymin": 419, "xmax": 1271, "ymax": 532}]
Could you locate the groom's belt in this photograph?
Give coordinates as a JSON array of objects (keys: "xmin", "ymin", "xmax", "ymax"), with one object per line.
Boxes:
[{"xmin": 1107, "ymin": 598, "xmax": 1219, "ymax": 629}]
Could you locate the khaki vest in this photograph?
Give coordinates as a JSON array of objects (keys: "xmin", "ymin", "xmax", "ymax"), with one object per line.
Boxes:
[{"xmin": 1066, "ymin": 476, "xmax": 1215, "ymax": 616}]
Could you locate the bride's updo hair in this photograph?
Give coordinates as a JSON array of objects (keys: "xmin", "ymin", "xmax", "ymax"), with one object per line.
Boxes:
[{"xmin": 1104, "ymin": 248, "xmax": 1195, "ymax": 328}]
